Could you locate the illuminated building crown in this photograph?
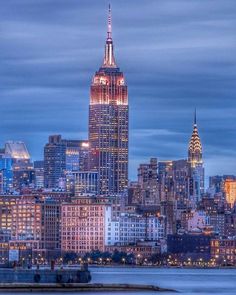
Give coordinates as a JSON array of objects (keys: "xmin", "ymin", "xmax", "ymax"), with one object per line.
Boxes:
[{"xmin": 188, "ymin": 109, "xmax": 203, "ymax": 167}]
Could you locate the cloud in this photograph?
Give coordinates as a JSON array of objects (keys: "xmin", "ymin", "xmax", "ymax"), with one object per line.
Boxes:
[{"xmin": 1, "ymin": 0, "xmax": 236, "ymax": 182}]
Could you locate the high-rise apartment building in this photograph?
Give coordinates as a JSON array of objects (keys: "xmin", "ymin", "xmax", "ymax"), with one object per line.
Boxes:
[{"xmin": 89, "ymin": 6, "xmax": 128, "ymax": 195}]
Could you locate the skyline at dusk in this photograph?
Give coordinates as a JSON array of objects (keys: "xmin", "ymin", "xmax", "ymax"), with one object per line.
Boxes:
[
  {"xmin": 1, "ymin": 0, "xmax": 236, "ymax": 180},
  {"xmin": 0, "ymin": 2, "xmax": 235, "ymax": 290}
]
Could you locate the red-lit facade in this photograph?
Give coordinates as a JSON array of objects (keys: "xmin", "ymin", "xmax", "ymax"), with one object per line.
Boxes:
[{"xmin": 89, "ymin": 6, "xmax": 128, "ymax": 195}]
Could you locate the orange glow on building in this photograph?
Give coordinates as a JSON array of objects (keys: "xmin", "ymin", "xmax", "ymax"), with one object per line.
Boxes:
[{"xmin": 224, "ymin": 179, "xmax": 236, "ymax": 208}]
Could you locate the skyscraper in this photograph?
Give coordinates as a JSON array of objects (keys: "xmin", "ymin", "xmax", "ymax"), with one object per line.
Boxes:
[
  {"xmin": 44, "ymin": 135, "xmax": 66, "ymax": 189},
  {"xmin": 188, "ymin": 110, "xmax": 204, "ymax": 202},
  {"xmin": 44, "ymin": 135, "xmax": 89, "ymax": 189},
  {"xmin": 89, "ymin": 6, "xmax": 129, "ymax": 195}
]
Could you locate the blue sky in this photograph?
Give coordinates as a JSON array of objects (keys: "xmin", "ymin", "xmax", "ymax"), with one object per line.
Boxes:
[{"xmin": 1, "ymin": 0, "xmax": 236, "ymax": 181}]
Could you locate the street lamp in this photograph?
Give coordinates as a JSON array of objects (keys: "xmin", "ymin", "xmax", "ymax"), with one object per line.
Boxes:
[{"xmin": 122, "ymin": 258, "xmax": 125, "ymax": 265}]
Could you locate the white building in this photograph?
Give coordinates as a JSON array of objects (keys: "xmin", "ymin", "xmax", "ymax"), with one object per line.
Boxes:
[{"xmin": 119, "ymin": 213, "xmax": 165, "ymax": 245}]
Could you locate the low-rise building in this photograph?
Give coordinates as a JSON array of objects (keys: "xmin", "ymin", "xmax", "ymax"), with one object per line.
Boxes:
[
  {"xmin": 119, "ymin": 213, "xmax": 165, "ymax": 245},
  {"xmin": 167, "ymin": 232, "xmax": 213, "ymax": 255},
  {"xmin": 211, "ymin": 238, "xmax": 236, "ymax": 265},
  {"xmin": 61, "ymin": 196, "xmax": 117, "ymax": 254}
]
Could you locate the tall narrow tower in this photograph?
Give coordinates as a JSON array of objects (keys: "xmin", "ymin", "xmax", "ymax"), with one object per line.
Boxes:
[
  {"xmin": 89, "ymin": 5, "xmax": 128, "ymax": 195},
  {"xmin": 188, "ymin": 109, "xmax": 203, "ymax": 167},
  {"xmin": 188, "ymin": 110, "xmax": 204, "ymax": 201}
]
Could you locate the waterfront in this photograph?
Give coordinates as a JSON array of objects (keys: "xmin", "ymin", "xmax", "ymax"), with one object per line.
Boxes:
[{"xmin": 90, "ymin": 267, "xmax": 235, "ymax": 294}]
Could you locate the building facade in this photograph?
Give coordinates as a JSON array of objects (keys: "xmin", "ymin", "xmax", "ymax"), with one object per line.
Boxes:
[
  {"xmin": 44, "ymin": 135, "xmax": 66, "ymax": 189},
  {"xmin": 224, "ymin": 179, "xmax": 236, "ymax": 208},
  {"xmin": 61, "ymin": 197, "xmax": 115, "ymax": 253},
  {"xmin": 74, "ymin": 171, "xmax": 99, "ymax": 195},
  {"xmin": 119, "ymin": 213, "xmax": 165, "ymax": 245},
  {"xmin": 88, "ymin": 6, "xmax": 128, "ymax": 195}
]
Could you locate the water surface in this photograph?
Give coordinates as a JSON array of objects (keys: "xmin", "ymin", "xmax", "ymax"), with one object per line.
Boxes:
[{"xmin": 90, "ymin": 266, "xmax": 236, "ymax": 294}]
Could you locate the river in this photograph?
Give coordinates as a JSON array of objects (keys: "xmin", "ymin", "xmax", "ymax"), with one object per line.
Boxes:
[{"xmin": 90, "ymin": 266, "xmax": 236, "ymax": 294}]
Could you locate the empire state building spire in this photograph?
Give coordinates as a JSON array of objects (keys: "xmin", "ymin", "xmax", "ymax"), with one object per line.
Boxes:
[
  {"xmin": 102, "ymin": 4, "xmax": 117, "ymax": 68},
  {"xmin": 188, "ymin": 109, "xmax": 203, "ymax": 167}
]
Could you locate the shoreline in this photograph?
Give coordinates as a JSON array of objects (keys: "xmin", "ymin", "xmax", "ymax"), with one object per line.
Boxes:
[
  {"xmin": 0, "ymin": 283, "xmax": 177, "ymax": 293},
  {"xmin": 87, "ymin": 264, "xmax": 236, "ymax": 270}
]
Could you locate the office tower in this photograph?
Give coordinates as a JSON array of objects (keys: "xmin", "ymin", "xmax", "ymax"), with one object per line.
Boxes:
[
  {"xmin": 89, "ymin": 6, "xmax": 129, "ymax": 195},
  {"xmin": 44, "ymin": 136, "xmax": 89, "ymax": 189},
  {"xmin": 172, "ymin": 159, "xmax": 191, "ymax": 210},
  {"xmin": 158, "ymin": 161, "xmax": 177, "ymax": 235},
  {"xmin": 34, "ymin": 161, "xmax": 44, "ymax": 189},
  {"xmin": 128, "ymin": 158, "xmax": 159, "ymax": 206},
  {"xmin": 63, "ymin": 140, "xmax": 89, "ymax": 172},
  {"xmin": 0, "ymin": 154, "xmax": 13, "ymax": 193},
  {"xmin": 44, "ymin": 135, "xmax": 66, "ymax": 189},
  {"xmin": 4, "ymin": 141, "xmax": 34, "ymax": 191},
  {"xmin": 188, "ymin": 110, "xmax": 204, "ymax": 203},
  {"xmin": 158, "ymin": 161, "xmax": 174, "ymax": 203},
  {"xmin": 138, "ymin": 158, "xmax": 159, "ymax": 206}
]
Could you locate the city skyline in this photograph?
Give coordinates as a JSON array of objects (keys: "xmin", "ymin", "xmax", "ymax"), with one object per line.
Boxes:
[{"xmin": 1, "ymin": 0, "xmax": 236, "ymax": 180}]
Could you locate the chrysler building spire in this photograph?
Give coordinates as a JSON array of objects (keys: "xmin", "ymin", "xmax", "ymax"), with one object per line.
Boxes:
[
  {"xmin": 188, "ymin": 109, "xmax": 203, "ymax": 167},
  {"xmin": 102, "ymin": 4, "xmax": 117, "ymax": 68}
]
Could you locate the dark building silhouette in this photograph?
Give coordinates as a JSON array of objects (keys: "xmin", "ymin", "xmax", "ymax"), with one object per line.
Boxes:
[
  {"xmin": 44, "ymin": 135, "xmax": 66, "ymax": 189},
  {"xmin": 167, "ymin": 233, "xmax": 212, "ymax": 254}
]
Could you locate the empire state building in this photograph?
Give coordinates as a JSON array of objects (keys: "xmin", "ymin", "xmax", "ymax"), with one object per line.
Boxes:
[{"xmin": 89, "ymin": 6, "xmax": 129, "ymax": 195}]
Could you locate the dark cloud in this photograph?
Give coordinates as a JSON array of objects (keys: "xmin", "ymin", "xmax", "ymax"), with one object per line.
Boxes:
[{"xmin": 1, "ymin": 0, "xmax": 236, "ymax": 181}]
